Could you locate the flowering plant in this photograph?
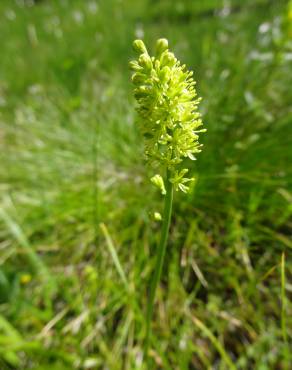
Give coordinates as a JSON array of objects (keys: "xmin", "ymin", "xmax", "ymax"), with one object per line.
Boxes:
[
  {"xmin": 130, "ymin": 38, "xmax": 205, "ymax": 193},
  {"xmin": 130, "ymin": 38, "xmax": 205, "ymax": 366}
]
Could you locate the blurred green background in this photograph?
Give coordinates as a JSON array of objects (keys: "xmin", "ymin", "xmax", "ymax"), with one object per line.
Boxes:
[{"xmin": 0, "ymin": 0, "xmax": 291, "ymax": 369}]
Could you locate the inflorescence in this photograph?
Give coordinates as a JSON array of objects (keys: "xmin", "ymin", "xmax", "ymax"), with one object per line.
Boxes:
[{"xmin": 130, "ymin": 38, "xmax": 205, "ymax": 193}]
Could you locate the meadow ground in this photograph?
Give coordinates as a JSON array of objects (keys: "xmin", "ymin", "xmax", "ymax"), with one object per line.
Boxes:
[{"xmin": 0, "ymin": 0, "xmax": 291, "ymax": 369}]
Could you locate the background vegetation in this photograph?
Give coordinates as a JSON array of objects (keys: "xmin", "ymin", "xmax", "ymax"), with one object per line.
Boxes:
[{"xmin": 0, "ymin": 0, "xmax": 291, "ymax": 369}]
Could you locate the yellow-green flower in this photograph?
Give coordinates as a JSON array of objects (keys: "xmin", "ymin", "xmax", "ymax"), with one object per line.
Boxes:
[{"xmin": 130, "ymin": 38, "xmax": 205, "ymax": 193}]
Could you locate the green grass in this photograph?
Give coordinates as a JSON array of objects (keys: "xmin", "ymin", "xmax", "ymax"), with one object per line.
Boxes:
[{"xmin": 0, "ymin": 0, "xmax": 291, "ymax": 369}]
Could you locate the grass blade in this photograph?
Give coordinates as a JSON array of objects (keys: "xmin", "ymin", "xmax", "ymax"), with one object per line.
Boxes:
[
  {"xmin": 99, "ymin": 223, "xmax": 128, "ymax": 289},
  {"xmin": 0, "ymin": 207, "xmax": 48, "ymax": 277},
  {"xmin": 188, "ymin": 312, "xmax": 236, "ymax": 370}
]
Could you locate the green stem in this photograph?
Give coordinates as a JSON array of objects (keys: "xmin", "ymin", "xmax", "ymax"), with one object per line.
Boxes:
[{"xmin": 145, "ymin": 171, "xmax": 174, "ymax": 367}]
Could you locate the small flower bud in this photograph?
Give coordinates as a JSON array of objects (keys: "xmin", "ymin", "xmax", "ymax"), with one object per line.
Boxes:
[
  {"xmin": 133, "ymin": 39, "xmax": 148, "ymax": 54},
  {"xmin": 156, "ymin": 38, "xmax": 168, "ymax": 56},
  {"xmin": 134, "ymin": 85, "xmax": 151, "ymax": 99},
  {"xmin": 154, "ymin": 212, "xmax": 162, "ymax": 221},
  {"xmin": 151, "ymin": 174, "xmax": 166, "ymax": 195},
  {"xmin": 139, "ymin": 53, "xmax": 152, "ymax": 70},
  {"xmin": 161, "ymin": 52, "xmax": 176, "ymax": 67},
  {"xmin": 129, "ymin": 60, "xmax": 142, "ymax": 71},
  {"xmin": 159, "ymin": 66, "xmax": 170, "ymax": 83},
  {"xmin": 131, "ymin": 73, "xmax": 146, "ymax": 85}
]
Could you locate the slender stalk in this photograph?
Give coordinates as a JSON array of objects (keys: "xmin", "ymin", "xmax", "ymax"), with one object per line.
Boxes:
[{"xmin": 145, "ymin": 171, "xmax": 174, "ymax": 367}]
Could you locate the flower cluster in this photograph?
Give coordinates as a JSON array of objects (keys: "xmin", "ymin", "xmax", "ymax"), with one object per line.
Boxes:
[{"xmin": 130, "ymin": 38, "xmax": 205, "ymax": 193}]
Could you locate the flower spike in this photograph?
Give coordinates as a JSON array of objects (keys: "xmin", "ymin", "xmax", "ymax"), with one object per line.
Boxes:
[{"xmin": 130, "ymin": 38, "xmax": 205, "ymax": 193}]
